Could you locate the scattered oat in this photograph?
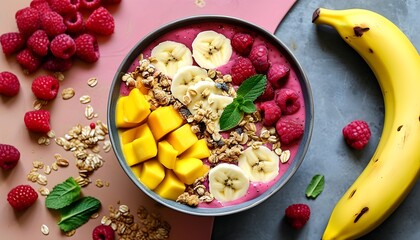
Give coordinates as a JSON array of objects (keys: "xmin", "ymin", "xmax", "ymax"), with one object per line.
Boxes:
[
  {"xmin": 85, "ymin": 105, "xmax": 94, "ymax": 119},
  {"xmin": 47, "ymin": 130, "xmax": 56, "ymax": 138},
  {"xmin": 280, "ymin": 149, "xmax": 291, "ymax": 163},
  {"xmin": 95, "ymin": 179, "xmax": 104, "ymax": 188},
  {"xmin": 91, "ymin": 212, "xmax": 99, "ymax": 219},
  {"xmin": 195, "ymin": 0, "xmax": 206, "ymax": 8},
  {"xmin": 62, "ymin": 88, "xmax": 75, "ymax": 100},
  {"xmin": 41, "ymin": 224, "xmax": 49, "ymax": 235},
  {"xmin": 79, "ymin": 95, "xmax": 91, "ymax": 104},
  {"xmin": 43, "ymin": 165, "xmax": 51, "ymax": 175},
  {"xmin": 87, "ymin": 77, "xmax": 98, "ymax": 87},
  {"xmin": 103, "ymin": 140, "xmax": 111, "ymax": 152},
  {"xmin": 64, "ymin": 229, "xmax": 76, "ymax": 237},
  {"xmin": 33, "ymin": 160, "xmax": 44, "ymax": 169},
  {"xmin": 37, "ymin": 174, "xmax": 48, "ymax": 186},
  {"xmin": 54, "ymin": 72, "xmax": 65, "ymax": 81},
  {"xmin": 39, "ymin": 186, "xmax": 50, "ymax": 196},
  {"xmin": 56, "ymin": 157, "xmax": 69, "ymax": 167},
  {"xmin": 33, "ymin": 99, "xmax": 48, "ymax": 110}
]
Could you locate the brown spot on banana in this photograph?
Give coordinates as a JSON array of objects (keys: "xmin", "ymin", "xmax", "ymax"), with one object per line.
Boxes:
[
  {"xmin": 353, "ymin": 26, "xmax": 370, "ymax": 37},
  {"xmin": 348, "ymin": 189, "xmax": 356, "ymax": 199},
  {"xmin": 354, "ymin": 207, "xmax": 369, "ymax": 223},
  {"xmin": 397, "ymin": 125, "xmax": 403, "ymax": 131}
]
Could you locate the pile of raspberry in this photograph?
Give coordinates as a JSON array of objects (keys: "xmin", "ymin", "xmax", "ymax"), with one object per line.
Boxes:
[
  {"xmin": 0, "ymin": 0, "xmax": 121, "ymax": 74},
  {"xmin": 230, "ymin": 32, "xmax": 304, "ymax": 145}
]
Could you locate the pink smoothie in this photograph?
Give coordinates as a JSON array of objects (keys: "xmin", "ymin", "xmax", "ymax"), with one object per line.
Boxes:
[{"xmin": 123, "ymin": 21, "xmax": 306, "ymax": 208}]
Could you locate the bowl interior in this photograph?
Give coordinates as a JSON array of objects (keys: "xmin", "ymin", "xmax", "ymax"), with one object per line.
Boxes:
[{"xmin": 107, "ymin": 15, "xmax": 314, "ymax": 216}]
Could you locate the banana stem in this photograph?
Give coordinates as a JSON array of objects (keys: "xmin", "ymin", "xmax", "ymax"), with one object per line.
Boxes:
[{"xmin": 312, "ymin": 8, "xmax": 345, "ymax": 28}]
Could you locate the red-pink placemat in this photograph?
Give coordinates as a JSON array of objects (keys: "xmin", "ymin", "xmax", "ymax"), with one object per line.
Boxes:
[{"xmin": 0, "ymin": 0, "xmax": 296, "ymax": 239}]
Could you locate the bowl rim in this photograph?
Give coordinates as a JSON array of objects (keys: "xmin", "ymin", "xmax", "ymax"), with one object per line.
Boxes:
[{"xmin": 107, "ymin": 14, "xmax": 314, "ymax": 216}]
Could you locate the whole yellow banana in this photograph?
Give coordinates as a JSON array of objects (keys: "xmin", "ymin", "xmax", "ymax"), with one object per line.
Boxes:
[{"xmin": 312, "ymin": 8, "xmax": 420, "ymax": 239}]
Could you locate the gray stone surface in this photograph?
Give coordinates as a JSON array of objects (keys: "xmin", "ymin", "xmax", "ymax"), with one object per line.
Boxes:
[{"xmin": 212, "ymin": 0, "xmax": 420, "ymax": 239}]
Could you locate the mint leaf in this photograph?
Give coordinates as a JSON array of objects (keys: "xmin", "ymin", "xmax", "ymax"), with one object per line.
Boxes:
[
  {"xmin": 46, "ymin": 177, "xmax": 81, "ymax": 210},
  {"xmin": 219, "ymin": 101, "xmax": 242, "ymax": 131},
  {"xmin": 235, "ymin": 74, "xmax": 267, "ymax": 101},
  {"xmin": 240, "ymin": 100, "xmax": 256, "ymax": 114},
  {"xmin": 305, "ymin": 174, "xmax": 325, "ymax": 199},
  {"xmin": 58, "ymin": 196, "xmax": 101, "ymax": 232}
]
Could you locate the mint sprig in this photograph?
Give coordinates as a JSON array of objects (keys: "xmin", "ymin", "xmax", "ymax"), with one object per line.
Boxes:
[
  {"xmin": 219, "ymin": 74, "xmax": 267, "ymax": 131},
  {"xmin": 46, "ymin": 177, "xmax": 81, "ymax": 210},
  {"xmin": 305, "ymin": 174, "xmax": 325, "ymax": 199},
  {"xmin": 58, "ymin": 196, "xmax": 101, "ymax": 232}
]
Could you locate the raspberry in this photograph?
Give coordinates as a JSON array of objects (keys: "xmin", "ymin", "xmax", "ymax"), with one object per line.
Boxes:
[
  {"xmin": 80, "ymin": 0, "xmax": 102, "ymax": 10},
  {"xmin": 24, "ymin": 109, "xmax": 51, "ymax": 133},
  {"xmin": 75, "ymin": 33, "xmax": 100, "ymax": 63},
  {"xmin": 63, "ymin": 11, "xmax": 85, "ymax": 34},
  {"xmin": 43, "ymin": 56, "xmax": 73, "ymax": 72},
  {"xmin": 15, "ymin": 7, "xmax": 41, "ymax": 37},
  {"xmin": 27, "ymin": 30, "xmax": 50, "ymax": 56},
  {"xmin": 342, "ymin": 120, "xmax": 371, "ymax": 150},
  {"xmin": 31, "ymin": 75, "xmax": 60, "ymax": 100},
  {"xmin": 50, "ymin": 34, "xmax": 76, "ymax": 59},
  {"xmin": 285, "ymin": 204, "xmax": 310, "ymax": 229},
  {"xmin": 86, "ymin": 7, "xmax": 115, "ymax": 36},
  {"xmin": 276, "ymin": 118, "xmax": 304, "ymax": 145},
  {"xmin": 40, "ymin": 11, "xmax": 67, "ymax": 37},
  {"xmin": 258, "ymin": 101, "xmax": 282, "ymax": 127},
  {"xmin": 0, "ymin": 143, "xmax": 20, "ymax": 170},
  {"xmin": 231, "ymin": 32, "xmax": 254, "ymax": 56},
  {"xmin": 16, "ymin": 48, "xmax": 43, "ymax": 74},
  {"xmin": 92, "ymin": 225, "xmax": 115, "ymax": 240},
  {"xmin": 267, "ymin": 63, "xmax": 290, "ymax": 89},
  {"xmin": 230, "ymin": 57, "xmax": 256, "ymax": 85},
  {"xmin": 256, "ymin": 81, "xmax": 275, "ymax": 102},
  {"xmin": 275, "ymin": 88, "xmax": 301, "ymax": 115},
  {"xmin": 49, "ymin": 0, "xmax": 80, "ymax": 15},
  {"xmin": 0, "ymin": 71, "xmax": 20, "ymax": 97},
  {"xmin": 30, "ymin": 0, "xmax": 52, "ymax": 13},
  {"xmin": 249, "ymin": 44, "xmax": 270, "ymax": 73},
  {"xmin": 0, "ymin": 32, "xmax": 25, "ymax": 55},
  {"xmin": 7, "ymin": 185, "xmax": 38, "ymax": 210}
]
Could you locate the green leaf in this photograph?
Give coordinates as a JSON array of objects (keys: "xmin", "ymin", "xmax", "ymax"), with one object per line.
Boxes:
[
  {"xmin": 305, "ymin": 174, "xmax": 325, "ymax": 199},
  {"xmin": 46, "ymin": 177, "xmax": 81, "ymax": 210},
  {"xmin": 235, "ymin": 74, "xmax": 267, "ymax": 101},
  {"xmin": 240, "ymin": 100, "xmax": 256, "ymax": 114},
  {"xmin": 58, "ymin": 196, "xmax": 101, "ymax": 232},
  {"xmin": 219, "ymin": 102, "xmax": 243, "ymax": 131}
]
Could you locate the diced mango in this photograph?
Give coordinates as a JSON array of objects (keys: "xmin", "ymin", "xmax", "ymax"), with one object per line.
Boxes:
[
  {"xmin": 179, "ymin": 138, "xmax": 210, "ymax": 159},
  {"xmin": 136, "ymin": 77, "xmax": 149, "ymax": 95},
  {"xmin": 131, "ymin": 159, "xmax": 165, "ymax": 190},
  {"xmin": 173, "ymin": 157, "xmax": 205, "ymax": 185},
  {"xmin": 116, "ymin": 96, "xmax": 139, "ymax": 128},
  {"xmin": 131, "ymin": 123, "xmax": 157, "ymax": 165},
  {"xmin": 147, "ymin": 105, "xmax": 184, "ymax": 140},
  {"xmin": 157, "ymin": 140, "xmax": 178, "ymax": 169},
  {"xmin": 165, "ymin": 124, "xmax": 198, "ymax": 154},
  {"xmin": 154, "ymin": 169, "xmax": 186, "ymax": 201},
  {"xmin": 123, "ymin": 88, "xmax": 151, "ymax": 124},
  {"xmin": 120, "ymin": 124, "xmax": 143, "ymax": 144}
]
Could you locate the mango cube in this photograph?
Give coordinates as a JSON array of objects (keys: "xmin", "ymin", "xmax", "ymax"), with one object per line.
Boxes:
[
  {"xmin": 120, "ymin": 125, "xmax": 142, "ymax": 144},
  {"xmin": 179, "ymin": 138, "xmax": 210, "ymax": 159},
  {"xmin": 157, "ymin": 140, "xmax": 178, "ymax": 169},
  {"xmin": 123, "ymin": 88, "xmax": 151, "ymax": 124},
  {"xmin": 116, "ymin": 96, "xmax": 139, "ymax": 128},
  {"xmin": 147, "ymin": 105, "xmax": 184, "ymax": 140},
  {"xmin": 131, "ymin": 159, "xmax": 165, "ymax": 190},
  {"xmin": 173, "ymin": 157, "xmax": 205, "ymax": 185},
  {"xmin": 131, "ymin": 123, "xmax": 157, "ymax": 165},
  {"xmin": 122, "ymin": 142, "xmax": 138, "ymax": 166},
  {"xmin": 154, "ymin": 169, "xmax": 186, "ymax": 201},
  {"xmin": 165, "ymin": 124, "xmax": 198, "ymax": 154}
]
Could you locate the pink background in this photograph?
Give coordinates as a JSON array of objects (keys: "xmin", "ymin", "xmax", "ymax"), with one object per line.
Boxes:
[{"xmin": 0, "ymin": 0, "xmax": 295, "ymax": 239}]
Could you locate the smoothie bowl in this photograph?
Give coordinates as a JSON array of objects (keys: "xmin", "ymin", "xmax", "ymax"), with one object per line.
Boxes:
[{"xmin": 107, "ymin": 16, "xmax": 313, "ymax": 216}]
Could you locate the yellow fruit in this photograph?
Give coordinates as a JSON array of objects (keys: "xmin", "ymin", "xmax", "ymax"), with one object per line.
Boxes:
[
  {"xmin": 154, "ymin": 169, "xmax": 186, "ymax": 201},
  {"xmin": 120, "ymin": 124, "xmax": 142, "ymax": 144},
  {"xmin": 165, "ymin": 124, "xmax": 198, "ymax": 154},
  {"xmin": 157, "ymin": 140, "xmax": 178, "ymax": 169},
  {"xmin": 173, "ymin": 157, "xmax": 205, "ymax": 185},
  {"xmin": 136, "ymin": 78, "xmax": 149, "ymax": 95},
  {"xmin": 122, "ymin": 142, "xmax": 138, "ymax": 166},
  {"xmin": 131, "ymin": 123, "xmax": 157, "ymax": 165},
  {"xmin": 147, "ymin": 105, "xmax": 184, "ymax": 140},
  {"xmin": 123, "ymin": 88, "xmax": 151, "ymax": 124},
  {"xmin": 131, "ymin": 159, "xmax": 165, "ymax": 190},
  {"xmin": 116, "ymin": 96, "xmax": 139, "ymax": 128},
  {"xmin": 179, "ymin": 138, "xmax": 210, "ymax": 159}
]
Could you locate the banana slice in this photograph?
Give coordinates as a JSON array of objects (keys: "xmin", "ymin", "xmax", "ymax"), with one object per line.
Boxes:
[
  {"xmin": 237, "ymin": 146, "xmax": 280, "ymax": 183},
  {"xmin": 151, "ymin": 41, "xmax": 193, "ymax": 78},
  {"xmin": 208, "ymin": 163, "xmax": 250, "ymax": 202},
  {"xmin": 206, "ymin": 93, "xmax": 233, "ymax": 119},
  {"xmin": 192, "ymin": 30, "xmax": 233, "ymax": 69},
  {"xmin": 170, "ymin": 65, "xmax": 212, "ymax": 102},
  {"xmin": 187, "ymin": 81, "xmax": 224, "ymax": 114}
]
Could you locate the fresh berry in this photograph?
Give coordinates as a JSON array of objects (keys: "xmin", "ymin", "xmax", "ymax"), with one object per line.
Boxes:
[
  {"xmin": 285, "ymin": 204, "xmax": 310, "ymax": 229},
  {"xmin": 267, "ymin": 63, "xmax": 290, "ymax": 88},
  {"xmin": 7, "ymin": 185, "xmax": 38, "ymax": 210},
  {"xmin": 276, "ymin": 118, "xmax": 304, "ymax": 145},
  {"xmin": 0, "ymin": 32, "xmax": 25, "ymax": 55},
  {"xmin": 27, "ymin": 30, "xmax": 50, "ymax": 56},
  {"xmin": 40, "ymin": 11, "xmax": 67, "ymax": 37},
  {"xmin": 101, "ymin": 0, "xmax": 121, "ymax": 4},
  {"xmin": 43, "ymin": 56, "xmax": 73, "ymax": 72},
  {"xmin": 30, "ymin": 0, "xmax": 52, "ymax": 13},
  {"xmin": 63, "ymin": 11, "xmax": 85, "ymax": 34},
  {"xmin": 0, "ymin": 71, "xmax": 20, "ymax": 97},
  {"xmin": 275, "ymin": 88, "xmax": 301, "ymax": 115},
  {"xmin": 256, "ymin": 81, "xmax": 275, "ymax": 102},
  {"xmin": 74, "ymin": 33, "xmax": 99, "ymax": 63},
  {"xmin": 80, "ymin": 0, "xmax": 102, "ymax": 10},
  {"xmin": 16, "ymin": 48, "xmax": 43, "ymax": 74},
  {"xmin": 24, "ymin": 109, "xmax": 51, "ymax": 133},
  {"xmin": 0, "ymin": 144, "xmax": 20, "ymax": 170},
  {"xmin": 342, "ymin": 120, "xmax": 371, "ymax": 150},
  {"xmin": 90, "ymin": 122, "xmax": 96, "ymax": 129},
  {"xmin": 230, "ymin": 57, "xmax": 256, "ymax": 85},
  {"xmin": 31, "ymin": 75, "xmax": 60, "ymax": 100},
  {"xmin": 86, "ymin": 7, "xmax": 115, "ymax": 36},
  {"xmin": 92, "ymin": 224, "xmax": 115, "ymax": 240},
  {"xmin": 258, "ymin": 101, "xmax": 282, "ymax": 127},
  {"xmin": 231, "ymin": 32, "xmax": 254, "ymax": 56},
  {"xmin": 50, "ymin": 34, "xmax": 76, "ymax": 59},
  {"xmin": 15, "ymin": 7, "xmax": 41, "ymax": 37},
  {"xmin": 49, "ymin": 0, "xmax": 80, "ymax": 15},
  {"xmin": 249, "ymin": 44, "xmax": 270, "ymax": 73}
]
